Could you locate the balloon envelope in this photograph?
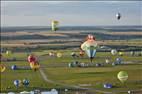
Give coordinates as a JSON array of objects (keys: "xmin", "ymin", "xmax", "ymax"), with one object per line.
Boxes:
[
  {"xmin": 117, "ymin": 71, "xmax": 128, "ymax": 83},
  {"xmin": 57, "ymin": 53, "xmax": 62, "ymax": 58},
  {"xmin": 0, "ymin": 64, "xmax": 6, "ymax": 72},
  {"xmin": 28, "ymin": 55, "xmax": 37, "ymax": 63},
  {"xmin": 51, "ymin": 20, "xmax": 59, "ymax": 31},
  {"xmin": 79, "ymin": 51, "xmax": 85, "ymax": 57},
  {"xmin": 119, "ymin": 52, "xmax": 124, "ymax": 56},
  {"xmin": 14, "ymin": 80, "xmax": 21, "ymax": 87},
  {"xmin": 116, "ymin": 13, "xmax": 121, "ymax": 20},
  {"xmin": 111, "ymin": 49, "xmax": 117, "ymax": 55},
  {"xmin": 23, "ymin": 79, "xmax": 29, "ymax": 86},
  {"xmin": 11, "ymin": 65, "xmax": 17, "ymax": 70},
  {"xmin": 6, "ymin": 50, "xmax": 12, "ymax": 56},
  {"xmin": 81, "ymin": 40, "xmax": 97, "ymax": 62},
  {"xmin": 30, "ymin": 63, "xmax": 40, "ymax": 70}
]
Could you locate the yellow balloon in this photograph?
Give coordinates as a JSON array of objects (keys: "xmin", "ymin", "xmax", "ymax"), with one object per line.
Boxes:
[
  {"xmin": 57, "ymin": 53, "xmax": 62, "ymax": 58},
  {"xmin": 0, "ymin": 64, "xmax": 6, "ymax": 72},
  {"xmin": 119, "ymin": 52, "xmax": 124, "ymax": 56},
  {"xmin": 30, "ymin": 63, "xmax": 40, "ymax": 70},
  {"xmin": 51, "ymin": 20, "xmax": 59, "ymax": 31},
  {"xmin": 6, "ymin": 50, "xmax": 12, "ymax": 56}
]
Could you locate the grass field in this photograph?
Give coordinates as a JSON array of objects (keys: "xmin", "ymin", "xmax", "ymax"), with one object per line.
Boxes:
[{"xmin": 1, "ymin": 50, "xmax": 142, "ymax": 93}]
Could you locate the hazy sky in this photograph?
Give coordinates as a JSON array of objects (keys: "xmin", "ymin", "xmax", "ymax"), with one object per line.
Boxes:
[{"xmin": 1, "ymin": 1, "xmax": 142, "ymax": 26}]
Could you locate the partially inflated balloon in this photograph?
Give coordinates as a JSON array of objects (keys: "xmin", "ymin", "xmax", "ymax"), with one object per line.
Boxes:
[
  {"xmin": 79, "ymin": 51, "xmax": 85, "ymax": 57},
  {"xmin": 119, "ymin": 52, "xmax": 124, "ymax": 56},
  {"xmin": 51, "ymin": 20, "xmax": 59, "ymax": 31},
  {"xmin": 27, "ymin": 54, "xmax": 37, "ymax": 63},
  {"xmin": 105, "ymin": 59, "xmax": 110, "ymax": 64},
  {"xmin": 0, "ymin": 64, "xmax": 6, "ymax": 72},
  {"xmin": 30, "ymin": 63, "xmax": 40, "ymax": 71},
  {"xmin": 117, "ymin": 71, "xmax": 128, "ymax": 83},
  {"xmin": 6, "ymin": 50, "xmax": 12, "ymax": 56},
  {"xmin": 111, "ymin": 49, "xmax": 117, "ymax": 55},
  {"xmin": 57, "ymin": 53, "xmax": 62, "ymax": 58}
]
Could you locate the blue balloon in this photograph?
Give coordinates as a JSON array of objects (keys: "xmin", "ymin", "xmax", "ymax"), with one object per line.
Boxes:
[
  {"xmin": 23, "ymin": 79, "xmax": 29, "ymax": 87},
  {"xmin": 116, "ymin": 58, "xmax": 122, "ymax": 64},
  {"xmin": 14, "ymin": 80, "xmax": 20, "ymax": 87},
  {"xmin": 96, "ymin": 63, "xmax": 101, "ymax": 67},
  {"xmin": 103, "ymin": 83, "xmax": 112, "ymax": 88},
  {"xmin": 11, "ymin": 65, "xmax": 17, "ymax": 70}
]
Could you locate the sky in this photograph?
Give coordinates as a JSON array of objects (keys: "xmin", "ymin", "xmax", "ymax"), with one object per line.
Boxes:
[{"xmin": 1, "ymin": 1, "xmax": 142, "ymax": 26}]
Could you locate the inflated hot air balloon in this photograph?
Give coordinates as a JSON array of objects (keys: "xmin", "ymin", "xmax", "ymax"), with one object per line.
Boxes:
[
  {"xmin": 81, "ymin": 34, "xmax": 97, "ymax": 62},
  {"xmin": 57, "ymin": 53, "xmax": 62, "ymax": 58},
  {"xmin": 116, "ymin": 13, "xmax": 121, "ymax": 20},
  {"xmin": 119, "ymin": 52, "xmax": 124, "ymax": 56},
  {"xmin": 27, "ymin": 54, "xmax": 40, "ymax": 71},
  {"xmin": 117, "ymin": 71, "xmax": 128, "ymax": 83},
  {"xmin": 111, "ymin": 49, "xmax": 117, "ymax": 55},
  {"xmin": 14, "ymin": 80, "xmax": 21, "ymax": 88},
  {"xmin": 6, "ymin": 50, "xmax": 12, "ymax": 56},
  {"xmin": 0, "ymin": 64, "xmax": 6, "ymax": 72},
  {"xmin": 22, "ymin": 79, "xmax": 29, "ymax": 87},
  {"xmin": 51, "ymin": 20, "xmax": 59, "ymax": 31},
  {"xmin": 105, "ymin": 59, "xmax": 110, "ymax": 64}
]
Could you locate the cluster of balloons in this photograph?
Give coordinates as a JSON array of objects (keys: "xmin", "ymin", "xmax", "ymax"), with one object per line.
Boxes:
[
  {"xmin": 0, "ymin": 64, "xmax": 6, "ymax": 72},
  {"xmin": 27, "ymin": 54, "xmax": 40, "ymax": 71},
  {"xmin": 81, "ymin": 34, "xmax": 98, "ymax": 62},
  {"xmin": 14, "ymin": 79, "xmax": 29, "ymax": 88},
  {"xmin": 51, "ymin": 20, "xmax": 59, "ymax": 31},
  {"xmin": 111, "ymin": 49, "xmax": 124, "ymax": 56}
]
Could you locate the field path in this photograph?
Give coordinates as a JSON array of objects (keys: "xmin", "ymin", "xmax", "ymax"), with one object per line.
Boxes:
[
  {"xmin": 39, "ymin": 67, "xmax": 114, "ymax": 94},
  {"xmin": 39, "ymin": 64, "xmax": 142, "ymax": 94}
]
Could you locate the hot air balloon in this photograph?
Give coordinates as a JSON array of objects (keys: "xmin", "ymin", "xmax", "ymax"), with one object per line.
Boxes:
[
  {"xmin": 27, "ymin": 54, "xmax": 40, "ymax": 71},
  {"xmin": 14, "ymin": 80, "xmax": 21, "ymax": 88},
  {"xmin": 116, "ymin": 13, "xmax": 121, "ymax": 20},
  {"xmin": 111, "ymin": 49, "xmax": 117, "ymax": 55},
  {"xmin": 116, "ymin": 57, "xmax": 122, "ymax": 64},
  {"xmin": 51, "ymin": 20, "xmax": 59, "ymax": 31},
  {"xmin": 105, "ymin": 59, "xmax": 110, "ymax": 64},
  {"xmin": 117, "ymin": 71, "xmax": 128, "ymax": 83},
  {"xmin": 79, "ymin": 50, "xmax": 85, "ymax": 57},
  {"xmin": 119, "ymin": 52, "xmax": 124, "ymax": 56},
  {"xmin": 6, "ymin": 50, "xmax": 12, "ymax": 56},
  {"xmin": 57, "ymin": 53, "xmax": 62, "ymax": 58},
  {"xmin": 81, "ymin": 34, "xmax": 97, "ymax": 62},
  {"xmin": 11, "ymin": 65, "xmax": 17, "ymax": 70},
  {"xmin": 103, "ymin": 83, "xmax": 112, "ymax": 88},
  {"xmin": 22, "ymin": 79, "xmax": 29, "ymax": 87},
  {"xmin": 0, "ymin": 64, "xmax": 6, "ymax": 72}
]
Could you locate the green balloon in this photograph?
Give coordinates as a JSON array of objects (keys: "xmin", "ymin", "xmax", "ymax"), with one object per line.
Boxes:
[{"xmin": 117, "ymin": 71, "xmax": 128, "ymax": 83}]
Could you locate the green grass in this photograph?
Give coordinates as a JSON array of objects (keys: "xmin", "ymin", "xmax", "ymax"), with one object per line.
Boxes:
[{"xmin": 1, "ymin": 50, "xmax": 142, "ymax": 93}]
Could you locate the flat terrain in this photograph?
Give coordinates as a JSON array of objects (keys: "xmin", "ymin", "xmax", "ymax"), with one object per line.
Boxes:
[
  {"xmin": 1, "ymin": 51, "xmax": 142, "ymax": 93},
  {"xmin": 1, "ymin": 27, "xmax": 142, "ymax": 93}
]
